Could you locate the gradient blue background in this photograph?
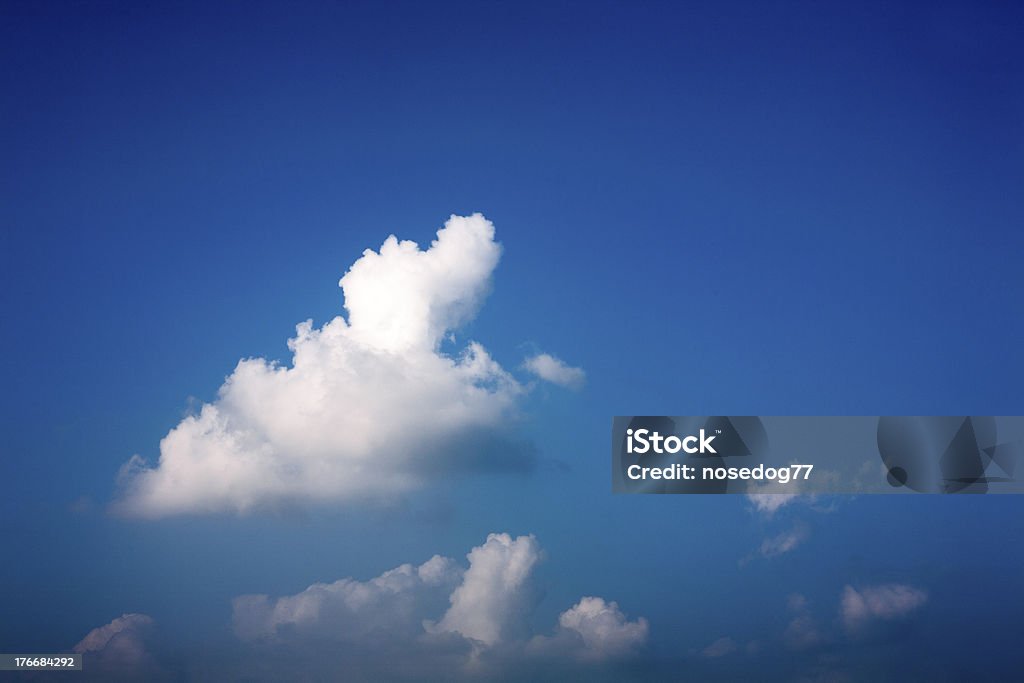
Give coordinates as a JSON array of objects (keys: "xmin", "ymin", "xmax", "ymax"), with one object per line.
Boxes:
[{"xmin": 2, "ymin": 1, "xmax": 1022, "ymax": 679}]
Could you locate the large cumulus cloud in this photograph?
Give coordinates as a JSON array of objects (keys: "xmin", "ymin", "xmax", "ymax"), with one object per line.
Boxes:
[{"xmin": 114, "ymin": 214, "xmax": 578, "ymax": 517}]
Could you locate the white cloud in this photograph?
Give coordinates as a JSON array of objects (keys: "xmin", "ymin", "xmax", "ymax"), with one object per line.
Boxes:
[
  {"xmin": 523, "ymin": 353, "xmax": 585, "ymax": 390},
  {"xmin": 840, "ymin": 584, "xmax": 927, "ymax": 632},
  {"xmin": 746, "ymin": 493, "xmax": 799, "ymax": 516},
  {"xmin": 701, "ymin": 636, "xmax": 737, "ymax": 658},
  {"xmin": 780, "ymin": 585, "xmax": 926, "ymax": 651},
  {"xmin": 231, "ymin": 532, "xmax": 647, "ymax": 672},
  {"xmin": 758, "ymin": 525, "xmax": 808, "ymax": 559},
  {"xmin": 555, "ymin": 597, "xmax": 649, "ymax": 660},
  {"xmin": 428, "ymin": 533, "xmax": 540, "ymax": 646},
  {"xmin": 114, "ymin": 214, "xmax": 566, "ymax": 517},
  {"xmin": 784, "ymin": 594, "xmax": 822, "ymax": 650},
  {"xmin": 74, "ymin": 613, "xmax": 153, "ymax": 655},
  {"xmin": 233, "ymin": 555, "xmax": 461, "ymax": 641},
  {"xmin": 74, "ymin": 613, "xmax": 160, "ymax": 678}
]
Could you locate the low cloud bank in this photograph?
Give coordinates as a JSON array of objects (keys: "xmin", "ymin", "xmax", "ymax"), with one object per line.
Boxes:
[{"xmin": 233, "ymin": 532, "xmax": 648, "ymax": 673}]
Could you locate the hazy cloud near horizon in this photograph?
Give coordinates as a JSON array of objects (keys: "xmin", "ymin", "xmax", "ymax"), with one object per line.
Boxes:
[{"xmin": 231, "ymin": 533, "xmax": 648, "ymax": 676}]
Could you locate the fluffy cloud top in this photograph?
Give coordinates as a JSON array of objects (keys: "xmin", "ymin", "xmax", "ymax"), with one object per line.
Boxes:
[
  {"xmin": 232, "ymin": 532, "xmax": 647, "ymax": 670},
  {"xmin": 523, "ymin": 353, "xmax": 586, "ymax": 390},
  {"xmin": 429, "ymin": 533, "xmax": 540, "ymax": 646},
  {"xmin": 555, "ymin": 597, "xmax": 648, "ymax": 660},
  {"xmin": 340, "ymin": 217, "xmax": 500, "ymax": 353},
  {"xmin": 114, "ymin": 215, "xmax": 571, "ymax": 517},
  {"xmin": 840, "ymin": 584, "xmax": 928, "ymax": 632}
]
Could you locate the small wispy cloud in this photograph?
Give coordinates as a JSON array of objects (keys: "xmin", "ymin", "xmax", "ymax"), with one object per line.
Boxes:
[
  {"xmin": 701, "ymin": 636, "xmax": 738, "ymax": 658},
  {"xmin": 783, "ymin": 594, "xmax": 822, "ymax": 650},
  {"xmin": 746, "ymin": 493, "xmax": 799, "ymax": 517},
  {"xmin": 840, "ymin": 584, "xmax": 928, "ymax": 633},
  {"xmin": 757, "ymin": 525, "xmax": 809, "ymax": 559},
  {"xmin": 523, "ymin": 353, "xmax": 586, "ymax": 390}
]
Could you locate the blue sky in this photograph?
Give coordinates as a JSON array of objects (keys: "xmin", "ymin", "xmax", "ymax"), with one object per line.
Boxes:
[{"xmin": 2, "ymin": 1, "xmax": 1023, "ymax": 680}]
